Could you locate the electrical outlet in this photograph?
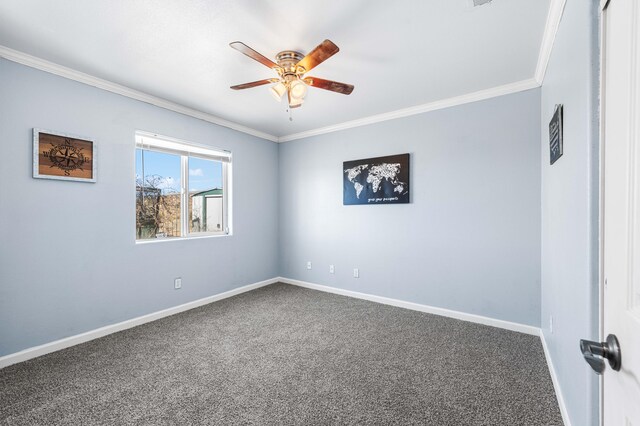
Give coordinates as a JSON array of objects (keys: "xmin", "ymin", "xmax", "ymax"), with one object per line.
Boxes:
[
  {"xmin": 329, "ymin": 264, "xmax": 335, "ymax": 274},
  {"xmin": 549, "ymin": 315, "xmax": 553, "ymax": 334},
  {"xmin": 306, "ymin": 261, "xmax": 312, "ymax": 270},
  {"xmin": 353, "ymin": 268, "xmax": 359, "ymax": 278},
  {"xmin": 174, "ymin": 278, "xmax": 182, "ymax": 289}
]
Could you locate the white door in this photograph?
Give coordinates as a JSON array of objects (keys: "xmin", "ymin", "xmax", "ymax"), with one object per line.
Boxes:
[{"xmin": 602, "ymin": 0, "xmax": 640, "ymax": 424}]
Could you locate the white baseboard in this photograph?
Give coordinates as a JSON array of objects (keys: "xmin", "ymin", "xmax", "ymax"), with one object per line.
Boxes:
[
  {"xmin": 0, "ymin": 277, "xmax": 279, "ymax": 370},
  {"xmin": 539, "ymin": 331, "xmax": 572, "ymax": 426},
  {"xmin": 278, "ymin": 277, "xmax": 540, "ymax": 336},
  {"xmin": 2, "ymin": 276, "xmax": 569, "ymax": 424},
  {"xmin": 279, "ymin": 277, "xmax": 572, "ymax": 421}
]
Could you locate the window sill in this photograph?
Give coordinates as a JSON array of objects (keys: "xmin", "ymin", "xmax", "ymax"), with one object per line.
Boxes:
[{"xmin": 135, "ymin": 233, "xmax": 231, "ymax": 245}]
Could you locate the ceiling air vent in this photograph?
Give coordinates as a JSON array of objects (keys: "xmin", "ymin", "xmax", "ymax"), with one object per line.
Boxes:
[{"xmin": 473, "ymin": 0, "xmax": 493, "ymax": 6}]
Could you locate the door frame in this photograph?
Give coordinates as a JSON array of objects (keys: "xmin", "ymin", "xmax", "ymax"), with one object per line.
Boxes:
[{"xmin": 598, "ymin": 1, "xmax": 611, "ymax": 425}]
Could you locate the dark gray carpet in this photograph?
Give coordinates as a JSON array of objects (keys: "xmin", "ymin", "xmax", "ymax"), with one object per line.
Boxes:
[{"xmin": 0, "ymin": 283, "xmax": 562, "ymax": 425}]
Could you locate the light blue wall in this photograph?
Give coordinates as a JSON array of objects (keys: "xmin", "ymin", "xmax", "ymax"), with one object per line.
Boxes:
[
  {"xmin": 1, "ymin": 18, "xmax": 601, "ymax": 426},
  {"xmin": 540, "ymin": 1, "xmax": 600, "ymax": 425},
  {"xmin": 279, "ymin": 89, "xmax": 542, "ymax": 327},
  {"xmin": 0, "ymin": 59, "xmax": 279, "ymax": 356}
]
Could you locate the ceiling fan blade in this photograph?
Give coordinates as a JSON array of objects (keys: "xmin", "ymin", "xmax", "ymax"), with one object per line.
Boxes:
[
  {"xmin": 303, "ymin": 77, "xmax": 354, "ymax": 95},
  {"xmin": 230, "ymin": 79, "xmax": 278, "ymax": 90},
  {"xmin": 296, "ymin": 40, "xmax": 340, "ymax": 73},
  {"xmin": 229, "ymin": 41, "xmax": 280, "ymax": 70}
]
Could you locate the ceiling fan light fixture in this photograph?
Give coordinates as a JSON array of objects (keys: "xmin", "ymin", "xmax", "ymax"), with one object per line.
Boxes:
[
  {"xmin": 269, "ymin": 81, "xmax": 286, "ymax": 101},
  {"xmin": 289, "ymin": 98, "xmax": 303, "ymax": 108},
  {"xmin": 230, "ymin": 39, "xmax": 353, "ymax": 112},
  {"xmin": 288, "ymin": 89, "xmax": 304, "ymax": 108},
  {"xmin": 289, "ymin": 79, "xmax": 308, "ymax": 100}
]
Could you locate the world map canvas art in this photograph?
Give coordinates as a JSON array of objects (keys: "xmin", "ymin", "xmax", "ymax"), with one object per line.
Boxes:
[{"xmin": 343, "ymin": 153, "xmax": 410, "ymax": 205}]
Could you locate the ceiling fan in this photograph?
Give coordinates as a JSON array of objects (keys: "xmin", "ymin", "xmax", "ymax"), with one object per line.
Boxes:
[{"xmin": 229, "ymin": 39, "xmax": 354, "ymax": 109}]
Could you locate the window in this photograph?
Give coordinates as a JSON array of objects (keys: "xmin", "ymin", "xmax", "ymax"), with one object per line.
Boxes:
[{"xmin": 135, "ymin": 132, "xmax": 231, "ymax": 241}]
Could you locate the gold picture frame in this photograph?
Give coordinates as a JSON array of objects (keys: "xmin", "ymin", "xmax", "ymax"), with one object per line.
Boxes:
[{"xmin": 33, "ymin": 128, "xmax": 97, "ymax": 183}]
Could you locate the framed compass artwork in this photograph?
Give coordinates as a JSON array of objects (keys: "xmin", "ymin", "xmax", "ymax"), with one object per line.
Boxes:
[{"xmin": 33, "ymin": 128, "xmax": 96, "ymax": 183}]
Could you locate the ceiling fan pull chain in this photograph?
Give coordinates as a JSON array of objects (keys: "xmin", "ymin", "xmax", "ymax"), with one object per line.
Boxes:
[{"xmin": 289, "ymin": 107, "xmax": 293, "ymax": 122}]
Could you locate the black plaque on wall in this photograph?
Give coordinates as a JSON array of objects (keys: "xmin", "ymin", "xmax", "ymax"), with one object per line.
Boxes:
[
  {"xmin": 343, "ymin": 153, "xmax": 410, "ymax": 205},
  {"xmin": 549, "ymin": 104, "xmax": 563, "ymax": 165}
]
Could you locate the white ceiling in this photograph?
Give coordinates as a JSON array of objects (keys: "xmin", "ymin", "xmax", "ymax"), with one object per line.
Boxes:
[{"xmin": 0, "ymin": 0, "xmax": 551, "ymax": 139}]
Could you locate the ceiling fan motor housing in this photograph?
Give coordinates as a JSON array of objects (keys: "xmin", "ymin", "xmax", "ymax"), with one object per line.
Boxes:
[{"xmin": 276, "ymin": 51, "xmax": 306, "ymax": 77}]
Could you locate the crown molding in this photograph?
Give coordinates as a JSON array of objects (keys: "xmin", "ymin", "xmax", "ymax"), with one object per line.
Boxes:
[
  {"xmin": 0, "ymin": 45, "xmax": 279, "ymax": 142},
  {"xmin": 279, "ymin": 0, "xmax": 564, "ymax": 143},
  {"xmin": 277, "ymin": 78, "xmax": 540, "ymax": 142},
  {"xmin": 534, "ymin": 0, "xmax": 567, "ymax": 85},
  {"xmin": 2, "ymin": 14, "xmax": 555, "ymax": 145}
]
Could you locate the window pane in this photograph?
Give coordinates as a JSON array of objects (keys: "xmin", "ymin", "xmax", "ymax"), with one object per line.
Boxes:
[
  {"xmin": 188, "ymin": 156, "xmax": 224, "ymax": 234},
  {"xmin": 136, "ymin": 149, "xmax": 182, "ymax": 240}
]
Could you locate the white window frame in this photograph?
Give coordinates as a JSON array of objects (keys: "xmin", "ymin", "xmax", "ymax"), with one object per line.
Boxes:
[{"xmin": 135, "ymin": 131, "xmax": 232, "ymax": 242}]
